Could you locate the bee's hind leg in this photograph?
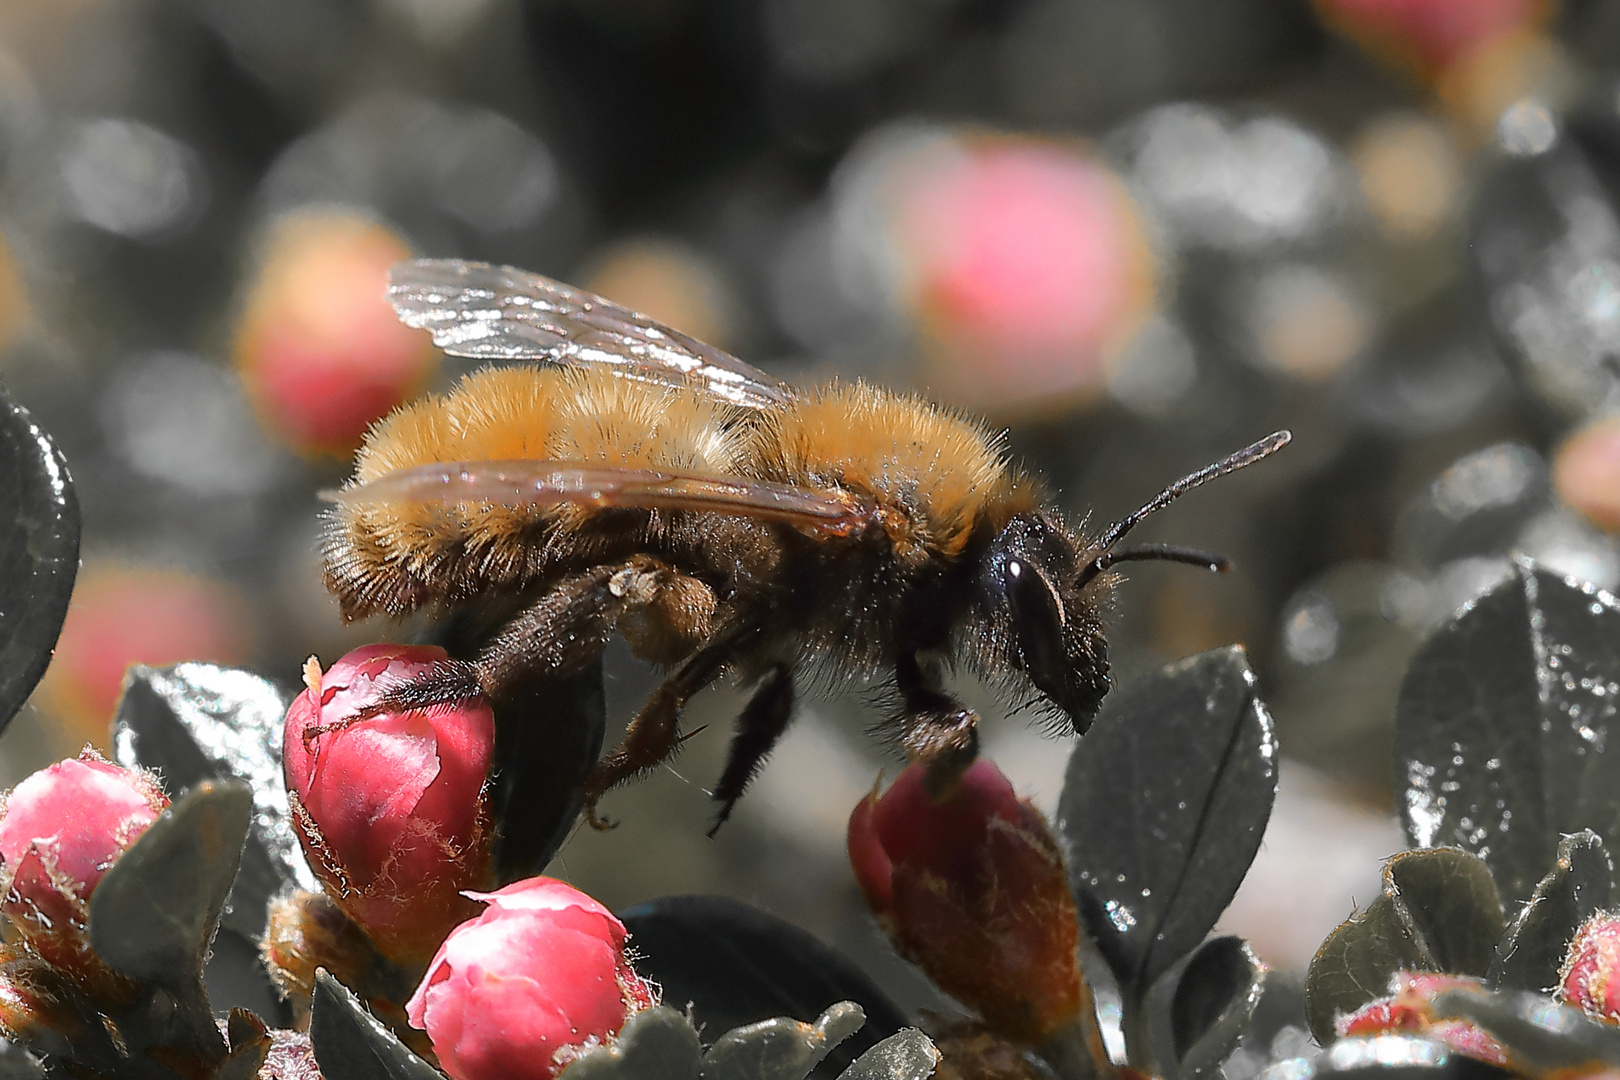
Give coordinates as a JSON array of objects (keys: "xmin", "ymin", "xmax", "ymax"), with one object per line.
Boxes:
[
  {"xmin": 707, "ymin": 663, "xmax": 795, "ymax": 837},
  {"xmin": 325, "ymin": 562, "xmax": 653, "ymax": 734},
  {"xmin": 894, "ymin": 651, "xmax": 981, "ymax": 794}
]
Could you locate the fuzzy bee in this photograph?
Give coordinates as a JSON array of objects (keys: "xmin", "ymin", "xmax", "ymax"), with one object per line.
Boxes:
[{"xmin": 322, "ymin": 259, "xmax": 1289, "ymax": 831}]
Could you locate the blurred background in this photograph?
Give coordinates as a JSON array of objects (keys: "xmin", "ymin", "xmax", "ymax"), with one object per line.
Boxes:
[{"xmin": 4, "ymin": 0, "xmax": 1620, "ymax": 1047}]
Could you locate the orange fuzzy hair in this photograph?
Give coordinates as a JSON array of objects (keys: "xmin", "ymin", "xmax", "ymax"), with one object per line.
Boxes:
[
  {"xmin": 756, "ymin": 381, "xmax": 1037, "ymax": 561},
  {"xmin": 324, "ymin": 365, "xmax": 750, "ymax": 619}
]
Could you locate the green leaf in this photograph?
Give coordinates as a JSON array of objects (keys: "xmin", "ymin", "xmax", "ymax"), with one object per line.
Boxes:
[
  {"xmin": 89, "ymin": 779, "xmax": 253, "ymax": 987},
  {"xmin": 0, "ymin": 381, "xmax": 79, "ymax": 735},
  {"xmin": 309, "ymin": 971, "xmax": 442, "ymax": 1080},
  {"xmin": 1311, "ymin": 1034, "xmax": 1484, "ymax": 1080},
  {"xmin": 112, "ymin": 663, "xmax": 316, "ymax": 939},
  {"xmin": 0, "ymin": 1040, "xmax": 44, "ymax": 1080},
  {"xmin": 619, "ymin": 895, "xmax": 907, "ymax": 1075},
  {"xmin": 1059, "ymin": 647, "xmax": 1278, "ymax": 1001},
  {"xmin": 489, "ymin": 659, "xmax": 605, "ymax": 881},
  {"xmin": 701, "ymin": 1002, "xmax": 866, "ymax": 1080},
  {"xmin": 561, "ymin": 1007, "xmax": 702, "ymax": 1080},
  {"xmin": 833, "ymin": 1030, "xmax": 939, "ymax": 1080},
  {"xmin": 1492, "ymin": 830, "xmax": 1615, "ymax": 992},
  {"xmin": 1146, "ymin": 936, "xmax": 1265, "ymax": 1080},
  {"xmin": 1305, "ymin": 849, "xmax": 1503, "ymax": 1044},
  {"xmin": 1397, "ymin": 561, "xmax": 1620, "ymax": 903}
]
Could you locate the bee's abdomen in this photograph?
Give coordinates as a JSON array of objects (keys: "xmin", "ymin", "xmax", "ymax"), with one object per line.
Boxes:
[{"xmin": 324, "ymin": 365, "xmax": 751, "ymax": 620}]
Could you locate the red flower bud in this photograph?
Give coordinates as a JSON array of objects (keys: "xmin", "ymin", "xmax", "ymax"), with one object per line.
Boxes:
[
  {"xmin": 1337, "ymin": 972, "xmax": 1506, "ymax": 1066},
  {"xmin": 848, "ymin": 759, "xmax": 1082, "ymax": 1044},
  {"xmin": 284, "ymin": 645, "xmax": 495, "ymax": 966},
  {"xmin": 1561, "ymin": 911, "xmax": 1620, "ymax": 1021},
  {"xmin": 405, "ymin": 877, "xmax": 658, "ymax": 1080},
  {"xmin": 0, "ymin": 750, "xmax": 167, "ymax": 960}
]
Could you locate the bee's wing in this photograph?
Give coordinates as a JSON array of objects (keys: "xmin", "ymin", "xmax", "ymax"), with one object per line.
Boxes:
[
  {"xmin": 325, "ymin": 460, "xmax": 864, "ymax": 534},
  {"xmin": 389, "ymin": 259, "xmax": 794, "ymax": 411}
]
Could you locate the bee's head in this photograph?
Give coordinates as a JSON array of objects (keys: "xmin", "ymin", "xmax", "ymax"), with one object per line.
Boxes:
[
  {"xmin": 980, "ymin": 430, "xmax": 1293, "ymax": 733},
  {"xmin": 980, "ymin": 513, "xmax": 1112, "ymax": 734}
]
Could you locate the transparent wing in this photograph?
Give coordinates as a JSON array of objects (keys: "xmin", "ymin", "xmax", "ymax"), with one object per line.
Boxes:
[
  {"xmin": 389, "ymin": 259, "xmax": 794, "ymax": 411},
  {"xmin": 324, "ymin": 460, "xmax": 865, "ymax": 534}
]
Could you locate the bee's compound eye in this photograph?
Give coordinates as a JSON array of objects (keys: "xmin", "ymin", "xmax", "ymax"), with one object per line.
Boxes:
[{"xmin": 1005, "ymin": 559, "xmax": 1065, "ymax": 682}]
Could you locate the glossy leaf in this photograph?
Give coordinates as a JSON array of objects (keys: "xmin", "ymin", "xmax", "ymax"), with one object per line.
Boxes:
[
  {"xmin": 701, "ymin": 1003, "xmax": 866, "ymax": 1080},
  {"xmin": 561, "ymin": 1006, "xmax": 701, "ymax": 1080},
  {"xmin": 1146, "ymin": 936, "xmax": 1265, "ymax": 1080},
  {"xmin": 1492, "ymin": 830, "xmax": 1615, "ymax": 992},
  {"xmin": 0, "ymin": 382, "xmax": 79, "ymax": 734},
  {"xmin": 1306, "ymin": 849, "xmax": 1503, "ymax": 1044},
  {"xmin": 1059, "ymin": 646, "xmax": 1278, "ymax": 1000},
  {"xmin": 309, "ymin": 971, "xmax": 442, "ymax": 1080},
  {"xmin": 1431, "ymin": 987, "xmax": 1620, "ymax": 1073},
  {"xmin": 490, "ymin": 658, "xmax": 605, "ymax": 880},
  {"xmin": 619, "ymin": 895, "xmax": 907, "ymax": 1076},
  {"xmin": 112, "ymin": 662, "xmax": 316, "ymax": 938},
  {"xmin": 1397, "ymin": 562, "xmax": 1620, "ymax": 903},
  {"xmin": 833, "ymin": 1030, "xmax": 940, "ymax": 1080},
  {"xmin": 90, "ymin": 778, "xmax": 252, "ymax": 984},
  {"xmin": 0, "ymin": 1041, "xmax": 44, "ymax": 1080}
]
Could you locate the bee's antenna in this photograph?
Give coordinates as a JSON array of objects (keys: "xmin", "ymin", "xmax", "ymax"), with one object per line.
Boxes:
[{"xmin": 1077, "ymin": 430, "xmax": 1291, "ymax": 587}]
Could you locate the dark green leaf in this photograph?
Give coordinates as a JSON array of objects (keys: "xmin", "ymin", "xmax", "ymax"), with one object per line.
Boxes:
[
  {"xmin": 111, "ymin": 663, "xmax": 315, "ymax": 939},
  {"xmin": 1431, "ymin": 986, "xmax": 1620, "ymax": 1072},
  {"xmin": 1397, "ymin": 561, "xmax": 1620, "ymax": 903},
  {"xmin": 1305, "ymin": 849, "xmax": 1501, "ymax": 1044},
  {"xmin": 1058, "ymin": 647, "xmax": 1278, "ymax": 1000},
  {"xmin": 490, "ymin": 659, "xmax": 605, "ymax": 881},
  {"xmin": 1387, "ymin": 848, "xmax": 1505, "ymax": 975},
  {"xmin": 1146, "ymin": 936, "xmax": 1264, "ymax": 1080},
  {"xmin": 561, "ymin": 1006, "xmax": 702, "ymax": 1080},
  {"xmin": 701, "ymin": 1003, "xmax": 866, "ymax": 1080},
  {"xmin": 0, "ymin": 1040, "xmax": 44, "ymax": 1080},
  {"xmin": 309, "ymin": 971, "xmax": 442, "ymax": 1080},
  {"xmin": 1492, "ymin": 830, "xmax": 1615, "ymax": 992},
  {"xmin": 90, "ymin": 779, "xmax": 252, "ymax": 986},
  {"xmin": 619, "ymin": 896, "xmax": 908, "ymax": 1077},
  {"xmin": 0, "ymin": 381, "xmax": 79, "ymax": 735},
  {"xmin": 833, "ymin": 1030, "xmax": 939, "ymax": 1080}
]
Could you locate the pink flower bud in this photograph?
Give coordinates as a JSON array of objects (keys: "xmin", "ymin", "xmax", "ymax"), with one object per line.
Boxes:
[
  {"xmin": 1561, "ymin": 911, "xmax": 1620, "ymax": 1021},
  {"xmin": 848, "ymin": 759, "xmax": 1082, "ymax": 1044},
  {"xmin": 406, "ymin": 877, "xmax": 658, "ymax": 1080},
  {"xmin": 0, "ymin": 750, "xmax": 167, "ymax": 959},
  {"xmin": 1337, "ymin": 972, "xmax": 1506, "ymax": 1066},
  {"xmin": 284, "ymin": 645, "xmax": 495, "ymax": 966}
]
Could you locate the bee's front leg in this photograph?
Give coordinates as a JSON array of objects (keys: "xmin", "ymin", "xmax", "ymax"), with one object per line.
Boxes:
[{"xmin": 894, "ymin": 651, "xmax": 980, "ymax": 793}]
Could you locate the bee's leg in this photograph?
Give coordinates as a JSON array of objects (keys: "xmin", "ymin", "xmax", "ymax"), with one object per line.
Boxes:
[
  {"xmin": 338, "ymin": 561, "xmax": 655, "ymax": 725},
  {"xmin": 894, "ymin": 651, "xmax": 980, "ymax": 792},
  {"xmin": 707, "ymin": 663, "xmax": 795, "ymax": 837},
  {"xmin": 582, "ymin": 630, "xmax": 741, "ymax": 828}
]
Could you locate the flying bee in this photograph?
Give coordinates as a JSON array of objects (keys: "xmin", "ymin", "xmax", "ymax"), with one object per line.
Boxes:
[{"xmin": 321, "ymin": 259, "xmax": 1290, "ymax": 831}]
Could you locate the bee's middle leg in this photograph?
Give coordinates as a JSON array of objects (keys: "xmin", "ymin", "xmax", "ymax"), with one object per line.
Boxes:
[
  {"xmin": 707, "ymin": 662, "xmax": 796, "ymax": 836},
  {"xmin": 894, "ymin": 651, "xmax": 980, "ymax": 791},
  {"xmin": 582, "ymin": 628, "xmax": 743, "ymax": 827}
]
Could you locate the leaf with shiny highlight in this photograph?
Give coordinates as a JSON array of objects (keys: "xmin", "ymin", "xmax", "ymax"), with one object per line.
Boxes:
[
  {"xmin": 1492, "ymin": 830, "xmax": 1615, "ymax": 992},
  {"xmin": 0, "ymin": 381, "xmax": 79, "ymax": 735}
]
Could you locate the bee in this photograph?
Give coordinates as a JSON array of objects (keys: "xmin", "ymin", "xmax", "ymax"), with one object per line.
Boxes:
[{"xmin": 322, "ymin": 259, "xmax": 1290, "ymax": 831}]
